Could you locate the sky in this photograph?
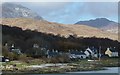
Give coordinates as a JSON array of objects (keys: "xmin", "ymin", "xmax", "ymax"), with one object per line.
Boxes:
[{"xmin": 1, "ymin": 1, "xmax": 119, "ymax": 24}]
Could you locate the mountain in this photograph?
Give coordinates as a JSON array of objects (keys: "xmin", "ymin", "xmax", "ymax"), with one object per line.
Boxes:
[
  {"xmin": 0, "ymin": 18, "xmax": 118, "ymax": 41},
  {"xmin": 1, "ymin": 3, "xmax": 43, "ymax": 20},
  {"xmin": 75, "ymin": 18, "xmax": 118, "ymax": 34},
  {"xmin": 0, "ymin": 3, "xmax": 118, "ymax": 41}
]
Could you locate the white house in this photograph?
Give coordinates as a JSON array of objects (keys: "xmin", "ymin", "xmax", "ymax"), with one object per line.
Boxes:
[
  {"xmin": 84, "ymin": 47, "xmax": 94, "ymax": 57},
  {"xmin": 84, "ymin": 47, "xmax": 100, "ymax": 58},
  {"xmin": 105, "ymin": 47, "xmax": 118, "ymax": 57}
]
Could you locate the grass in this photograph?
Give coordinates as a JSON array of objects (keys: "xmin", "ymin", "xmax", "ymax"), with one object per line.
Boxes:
[
  {"xmin": 96, "ymin": 58, "xmax": 119, "ymax": 67},
  {"xmin": 1, "ymin": 58, "xmax": 119, "ymax": 74},
  {"xmin": 72, "ymin": 58, "xmax": 119, "ymax": 67}
]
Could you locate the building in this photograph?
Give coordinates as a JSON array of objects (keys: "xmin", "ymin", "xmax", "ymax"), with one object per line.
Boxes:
[
  {"xmin": 69, "ymin": 50, "xmax": 87, "ymax": 59},
  {"xmin": 9, "ymin": 44, "xmax": 22, "ymax": 55},
  {"xmin": 46, "ymin": 49, "xmax": 59, "ymax": 58},
  {"xmin": 84, "ymin": 47, "xmax": 101, "ymax": 58},
  {"xmin": 84, "ymin": 47, "xmax": 94, "ymax": 58},
  {"xmin": 105, "ymin": 47, "xmax": 118, "ymax": 57},
  {"xmin": 0, "ymin": 56, "xmax": 10, "ymax": 62}
]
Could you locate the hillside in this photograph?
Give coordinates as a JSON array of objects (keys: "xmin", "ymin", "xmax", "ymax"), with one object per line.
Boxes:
[
  {"xmin": 2, "ymin": 24, "xmax": 119, "ymax": 54},
  {"xmin": 0, "ymin": 18, "xmax": 118, "ymax": 41}
]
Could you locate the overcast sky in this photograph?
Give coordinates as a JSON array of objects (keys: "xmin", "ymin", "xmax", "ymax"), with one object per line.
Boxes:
[{"xmin": 2, "ymin": 2, "xmax": 119, "ymax": 24}]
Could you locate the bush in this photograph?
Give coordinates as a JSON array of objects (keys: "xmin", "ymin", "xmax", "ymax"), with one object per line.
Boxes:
[
  {"xmin": 18, "ymin": 54, "xmax": 27, "ymax": 61},
  {"xmin": 29, "ymin": 59, "xmax": 46, "ymax": 65},
  {"xmin": 57, "ymin": 54, "xmax": 70, "ymax": 63},
  {"xmin": 8, "ymin": 52, "xmax": 19, "ymax": 60},
  {"xmin": 46, "ymin": 54, "xmax": 70, "ymax": 63}
]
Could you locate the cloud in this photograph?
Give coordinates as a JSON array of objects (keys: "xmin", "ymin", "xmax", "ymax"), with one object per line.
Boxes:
[
  {"xmin": 75, "ymin": 2, "xmax": 118, "ymax": 22},
  {"xmin": 41, "ymin": 2, "xmax": 118, "ymax": 24},
  {"xmin": 80, "ymin": 2, "xmax": 118, "ymax": 17},
  {"xmin": 17, "ymin": 2, "xmax": 71, "ymax": 15},
  {"xmin": 41, "ymin": 2, "xmax": 82, "ymax": 24}
]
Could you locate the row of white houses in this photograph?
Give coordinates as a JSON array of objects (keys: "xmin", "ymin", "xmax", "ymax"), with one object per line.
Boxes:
[
  {"xmin": 46, "ymin": 47, "xmax": 119, "ymax": 59},
  {"xmin": 32, "ymin": 43, "xmax": 119, "ymax": 58},
  {"xmin": 68, "ymin": 47, "xmax": 118, "ymax": 59},
  {"xmin": 68, "ymin": 47, "xmax": 99, "ymax": 59}
]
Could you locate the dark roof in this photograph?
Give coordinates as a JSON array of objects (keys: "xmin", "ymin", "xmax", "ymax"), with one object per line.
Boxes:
[
  {"xmin": 86, "ymin": 50, "xmax": 92, "ymax": 54},
  {"xmin": 70, "ymin": 51, "xmax": 86, "ymax": 55},
  {"xmin": 48, "ymin": 51, "xmax": 59, "ymax": 56},
  {"xmin": 109, "ymin": 48, "xmax": 117, "ymax": 52},
  {"xmin": 90, "ymin": 47, "xmax": 98, "ymax": 52}
]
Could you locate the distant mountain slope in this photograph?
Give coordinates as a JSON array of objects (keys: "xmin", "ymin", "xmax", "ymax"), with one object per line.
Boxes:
[
  {"xmin": 1, "ymin": 3, "xmax": 43, "ymax": 20},
  {"xmin": 0, "ymin": 18, "xmax": 118, "ymax": 41},
  {"xmin": 75, "ymin": 18, "xmax": 118, "ymax": 34}
]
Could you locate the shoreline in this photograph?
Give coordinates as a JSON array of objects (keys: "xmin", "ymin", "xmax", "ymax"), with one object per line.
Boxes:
[
  {"xmin": 67, "ymin": 67, "xmax": 119, "ymax": 73},
  {"xmin": 1, "ymin": 63, "xmax": 107, "ymax": 74},
  {"xmin": 2, "ymin": 67, "xmax": 119, "ymax": 74},
  {"xmin": 1, "ymin": 58, "xmax": 119, "ymax": 74}
]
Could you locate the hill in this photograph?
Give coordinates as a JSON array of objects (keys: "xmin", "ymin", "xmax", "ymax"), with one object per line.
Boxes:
[{"xmin": 1, "ymin": 18, "xmax": 118, "ymax": 41}]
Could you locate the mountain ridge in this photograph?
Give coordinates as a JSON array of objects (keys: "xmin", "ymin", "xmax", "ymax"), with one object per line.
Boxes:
[
  {"xmin": 1, "ymin": 3, "xmax": 43, "ymax": 20},
  {"xmin": 75, "ymin": 18, "xmax": 118, "ymax": 34}
]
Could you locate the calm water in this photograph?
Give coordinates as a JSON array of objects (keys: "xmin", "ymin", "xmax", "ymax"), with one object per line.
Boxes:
[
  {"xmin": 2, "ymin": 67, "xmax": 120, "ymax": 75},
  {"xmin": 2, "ymin": 73, "xmax": 119, "ymax": 75}
]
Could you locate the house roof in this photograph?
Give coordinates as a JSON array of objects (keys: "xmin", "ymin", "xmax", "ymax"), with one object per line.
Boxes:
[
  {"xmin": 91, "ymin": 47, "xmax": 98, "ymax": 52},
  {"xmin": 70, "ymin": 51, "xmax": 86, "ymax": 55},
  {"xmin": 86, "ymin": 50, "xmax": 92, "ymax": 55},
  {"xmin": 48, "ymin": 51, "xmax": 59, "ymax": 56},
  {"xmin": 109, "ymin": 48, "xmax": 117, "ymax": 52}
]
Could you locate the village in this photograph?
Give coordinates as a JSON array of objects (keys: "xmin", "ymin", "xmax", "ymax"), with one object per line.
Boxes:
[{"xmin": 1, "ymin": 43, "xmax": 119, "ymax": 62}]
